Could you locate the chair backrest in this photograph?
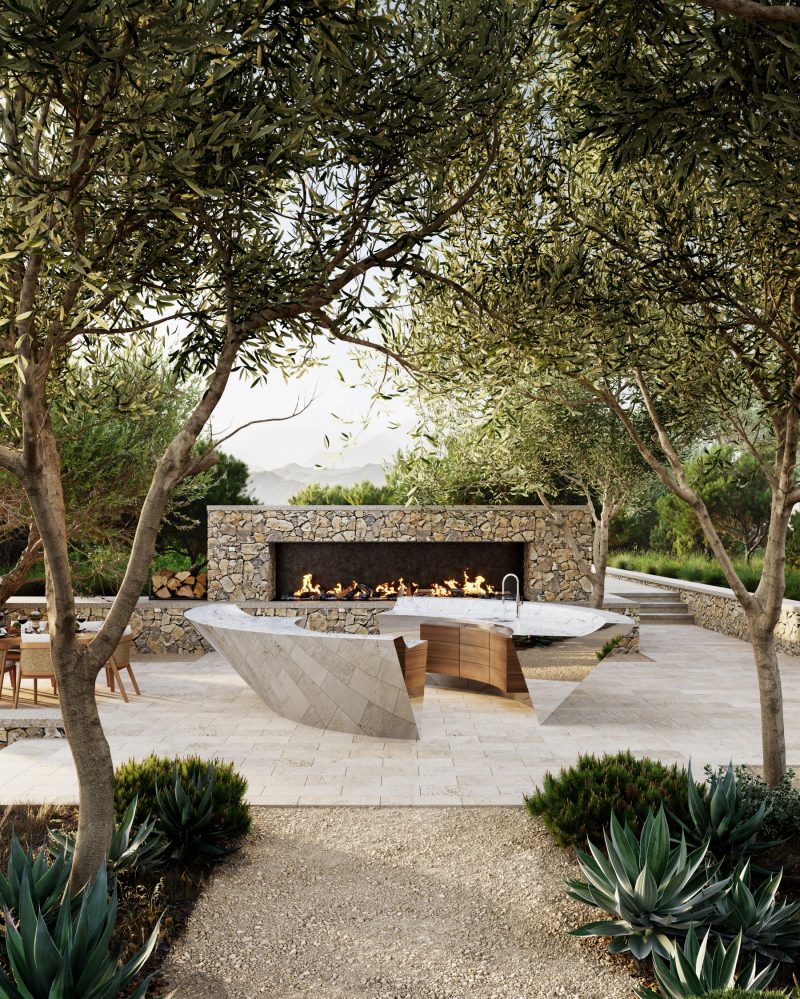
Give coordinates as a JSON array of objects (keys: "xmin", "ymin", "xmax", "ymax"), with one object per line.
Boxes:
[
  {"xmin": 113, "ymin": 635, "xmax": 132, "ymax": 666},
  {"xmin": 19, "ymin": 645, "xmax": 55, "ymax": 676}
]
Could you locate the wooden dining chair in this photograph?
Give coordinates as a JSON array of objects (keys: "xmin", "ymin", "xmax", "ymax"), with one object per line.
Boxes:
[
  {"xmin": 103, "ymin": 635, "xmax": 140, "ymax": 703},
  {"xmin": 0, "ymin": 644, "xmax": 19, "ymax": 702},
  {"xmin": 14, "ymin": 645, "xmax": 57, "ymax": 708}
]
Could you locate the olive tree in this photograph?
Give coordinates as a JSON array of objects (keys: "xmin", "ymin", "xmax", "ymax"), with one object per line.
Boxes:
[
  {"xmin": 392, "ymin": 2, "xmax": 800, "ymax": 783},
  {"xmin": 0, "ymin": 343, "xmax": 209, "ymax": 602},
  {"xmin": 0, "ymin": 0, "xmax": 536, "ymax": 885},
  {"xmin": 392, "ymin": 387, "xmax": 653, "ymax": 607}
]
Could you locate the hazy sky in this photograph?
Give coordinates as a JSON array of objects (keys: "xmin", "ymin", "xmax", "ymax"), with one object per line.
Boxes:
[{"xmin": 209, "ymin": 339, "xmax": 417, "ymax": 471}]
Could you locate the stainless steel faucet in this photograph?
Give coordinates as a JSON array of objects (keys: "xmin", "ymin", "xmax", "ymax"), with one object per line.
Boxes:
[{"xmin": 501, "ymin": 573, "xmax": 522, "ymax": 618}]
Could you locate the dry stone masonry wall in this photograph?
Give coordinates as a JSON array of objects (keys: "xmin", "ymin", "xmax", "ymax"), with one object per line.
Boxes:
[
  {"xmin": 4, "ymin": 507, "xmax": 594, "ymax": 657},
  {"xmin": 608, "ymin": 568, "xmax": 800, "ymax": 656},
  {"xmin": 207, "ymin": 505, "xmax": 594, "ymax": 603}
]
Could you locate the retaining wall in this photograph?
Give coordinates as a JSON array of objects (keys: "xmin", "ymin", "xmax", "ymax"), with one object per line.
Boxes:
[{"xmin": 608, "ymin": 567, "xmax": 800, "ymax": 656}]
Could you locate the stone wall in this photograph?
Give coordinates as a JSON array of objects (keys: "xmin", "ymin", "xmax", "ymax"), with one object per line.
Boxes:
[
  {"xmin": 4, "ymin": 597, "xmax": 211, "ymax": 657},
  {"xmin": 3, "ymin": 597, "xmax": 390, "ymax": 656},
  {"xmin": 0, "ymin": 718, "xmax": 65, "ymax": 748},
  {"xmin": 207, "ymin": 505, "xmax": 593, "ymax": 603},
  {"xmin": 608, "ymin": 568, "xmax": 800, "ymax": 656}
]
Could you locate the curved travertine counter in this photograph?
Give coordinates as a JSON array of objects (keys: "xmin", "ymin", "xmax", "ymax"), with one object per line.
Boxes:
[
  {"xmin": 378, "ymin": 596, "xmax": 631, "ymax": 637},
  {"xmin": 185, "ymin": 604, "xmax": 421, "ymax": 740}
]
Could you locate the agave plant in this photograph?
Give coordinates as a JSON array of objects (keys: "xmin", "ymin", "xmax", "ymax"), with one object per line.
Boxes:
[
  {"xmin": 710, "ymin": 860, "xmax": 800, "ymax": 963},
  {"xmin": 673, "ymin": 762, "xmax": 777, "ymax": 864},
  {"xmin": 155, "ymin": 763, "xmax": 237, "ymax": 861},
  {"xmin": 50, "ymin": 796, "xmax": 167, "ymax": 881},
  {"xmin": 568, "ymin": 807, "xmax": 730, "ymax": 959},
  {"xmin": 0, "ymin": 833, "xmax": 71, "ymax": 925},
  {"xmin": 634, "ymin": 927, "xmax": 777, "ymax": 999},
  {"xmin": 0, "ymin": 865, "xmax": 174, "ymax": 998}
]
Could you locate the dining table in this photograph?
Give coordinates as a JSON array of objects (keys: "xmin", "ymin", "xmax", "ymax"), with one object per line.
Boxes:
[{"xmin": 0, "ymin": 622, "xmax": 135, "ymax": 704}]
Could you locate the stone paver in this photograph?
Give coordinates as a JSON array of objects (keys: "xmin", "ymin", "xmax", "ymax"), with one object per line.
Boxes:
[{"xmin": 1, "ymin": 615, "xmax": 798, "ymax": 805}]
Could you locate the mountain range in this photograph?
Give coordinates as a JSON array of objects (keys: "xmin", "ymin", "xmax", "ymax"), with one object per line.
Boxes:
[{"xmin": 247, "ymin": 462, "xmax": 387, "ymax": 505}]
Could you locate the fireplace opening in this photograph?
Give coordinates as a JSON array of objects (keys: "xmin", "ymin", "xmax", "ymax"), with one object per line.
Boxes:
[{"xmin": 275, "ymin": 541, "xmax": 525, "ymax": 601}]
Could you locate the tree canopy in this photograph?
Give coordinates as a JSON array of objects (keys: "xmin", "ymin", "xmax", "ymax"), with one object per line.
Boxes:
[{"xmin": 0, "ymin": 0, "xmax": 540, "ymax": 884}]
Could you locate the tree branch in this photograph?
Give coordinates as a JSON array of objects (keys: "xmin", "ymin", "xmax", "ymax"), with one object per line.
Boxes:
[{"xmin": 695, "ymin": 0, "xmax": 800, "ymax": 23}]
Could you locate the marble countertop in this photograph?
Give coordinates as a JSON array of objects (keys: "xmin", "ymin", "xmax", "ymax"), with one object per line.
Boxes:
[
  {"xmin": 185, "ymin": 604, "xmax": 399, "ymax": 642},
  {"xmin": 379, "ymin": 596, "xmax": 631, "ymax": 637}
]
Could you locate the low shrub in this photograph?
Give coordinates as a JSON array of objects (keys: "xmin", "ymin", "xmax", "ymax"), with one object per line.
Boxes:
[
  {"xmin": 731, "ymin": 766, "xmax": 800, "ymax": 844},
  {"xmin": 609, "ymin": 550, "xmax": 800, "ymax": 601},
  {"xmin": 114, "ymin": 755, "xmax": 251, "ymax": 847},
  {"xmin": 524, "ymin": 751, "xmax": 693, "ymax": 847},
  {"xmin": 597, "ymin": 635, "xmax": 625, "ymax": 661}
]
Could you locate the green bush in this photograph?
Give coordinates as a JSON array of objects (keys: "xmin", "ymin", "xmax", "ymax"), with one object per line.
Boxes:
[
  {"xmin": 596, "ymin": 635, "xmax": 624, "ymax": 661},
  {"xmin": 524, "ymin": 751, "xmax": 694, "ymax": 847},
  {"xmin": 114, "ymin": 755, "xmax": 251, "ymax": 846},
  {"xmin": 609, "ymin": 550, "xmax": 800, "ymax": 601},
  {"xmin": 730, "ymin": 766, "xmax": 800, "ymax": 844}
]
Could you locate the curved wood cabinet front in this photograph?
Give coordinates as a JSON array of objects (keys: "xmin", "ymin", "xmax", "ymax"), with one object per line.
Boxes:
[{"xmin": 419, "ymin": 622, "xmax": 532, "ymax": 706}]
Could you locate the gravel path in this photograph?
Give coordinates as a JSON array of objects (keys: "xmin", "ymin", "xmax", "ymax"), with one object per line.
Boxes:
[{"xmin": 164, "ymin": 807, "xmax": 636, "ymax": 999}]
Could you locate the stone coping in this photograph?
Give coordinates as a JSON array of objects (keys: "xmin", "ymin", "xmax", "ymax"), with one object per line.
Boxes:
[
  {"xmin": 186, "ymin": 603, "xmax": 417, "ymax": 644},
  {"xmin": 609, "ymin": 566, "xmax": 800, "ymax": 610},
  {"xmin": 380, "ymin": 595, "xmax": 631, "ymax": 637},
  {"xmin": 207, "ymin": 503, "xmax": 589, "ymax": 512},
  {"xmin": 2, "ymin": 596, "xmax": 202, "ymax": 608}
]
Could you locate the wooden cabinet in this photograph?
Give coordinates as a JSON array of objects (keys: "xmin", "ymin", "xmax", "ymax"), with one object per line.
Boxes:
[{"xmin": 419, "ymin": 622, "xmax": 531, "ymax": 704}]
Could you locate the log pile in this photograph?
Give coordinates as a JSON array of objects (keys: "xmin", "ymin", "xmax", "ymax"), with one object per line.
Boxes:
[{"xmin": 151, "ymin": 569, "xmax": 208, "ymax": 600}]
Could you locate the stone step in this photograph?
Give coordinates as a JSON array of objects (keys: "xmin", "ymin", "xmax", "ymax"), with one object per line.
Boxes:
[
  {"xmin": 640, "ymin": 611, "xmax": 696, "ymax": 624},
  {"xmin": 633, "ymin": 590, "xmax": 685, "ymax": 602},
  {"xmin": 637, "ymin": 600, "xmax": 688, "ymax": 612}
]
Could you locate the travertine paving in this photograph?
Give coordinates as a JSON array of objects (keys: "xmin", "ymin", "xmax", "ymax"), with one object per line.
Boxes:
[{"xmin": 1, "ymin": 612, "xmax": 798, "ymax": 804}]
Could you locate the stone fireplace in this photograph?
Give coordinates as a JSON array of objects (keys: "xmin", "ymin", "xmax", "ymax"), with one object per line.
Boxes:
[{"xmin": 207, "ymin": 505, "xmax": 592, "ymax": 603}]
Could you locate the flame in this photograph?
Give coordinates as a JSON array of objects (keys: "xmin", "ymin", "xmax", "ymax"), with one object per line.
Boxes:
[
  {"xmin": 293, "ymin": 573, "xmax": 321, "ymax": 597},
  {"xmin": 461, "ymin": 572, "xmax": 495, "ymax": 596},
  {"xmin": 291, "ymin": 570, "xmax": 495, "ymax": 599}
]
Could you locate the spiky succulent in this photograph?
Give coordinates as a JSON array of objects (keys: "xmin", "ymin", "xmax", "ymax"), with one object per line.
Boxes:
[
  {"xmin": 673, "ymin": 763, "xmax": 777, "ymax": 864},
  {"xmin": 51, "ymin": 796, "xmax": 167, "ymax": 881},
  {"xmin": 634, "ymin": 927, "xmax": 777, "ymax": 999},
  {"xmin": 568, "ymin": 807, "xmax": 730, "ymax": 959},
  {"xmin": 0, "ymin": 834, "xmax": 71, "ymax": 925},
  {"xmin": 710, "ymin": 861, "xmax": 800, "ymax": 963},
  {"xmin": 155, "ymin": 763, "xmax": 238, "ymax": 861},
  {"xmin": 0, "ymin": 865, "xmax": 174, "ymax": 998}
]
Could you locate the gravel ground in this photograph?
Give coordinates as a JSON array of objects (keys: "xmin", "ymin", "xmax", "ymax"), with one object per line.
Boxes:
[{"xmin": 163, "ymin": 807, "xmax": 636, "ymax": 999}]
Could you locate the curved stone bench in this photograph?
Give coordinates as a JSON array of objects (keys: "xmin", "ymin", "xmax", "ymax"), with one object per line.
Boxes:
[{"xmin": 185, "ymin": 605, "xmax": 423, "ymax": 740}]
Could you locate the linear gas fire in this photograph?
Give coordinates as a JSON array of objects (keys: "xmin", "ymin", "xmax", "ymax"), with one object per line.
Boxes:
[
  {"xmin": 207, "ymin": 505, "xmax": 594, "ymax": 604},
  {"xmin": 275, "ymin": 541, "xmax": 525, "ymax": 601}
]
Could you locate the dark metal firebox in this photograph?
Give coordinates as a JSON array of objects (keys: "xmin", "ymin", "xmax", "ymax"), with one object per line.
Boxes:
[{"xmin": 275, "ymin": 541, "xmax": 525, "ymax": 599}]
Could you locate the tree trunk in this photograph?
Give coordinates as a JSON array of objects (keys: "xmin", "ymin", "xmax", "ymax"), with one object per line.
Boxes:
[
  {"xmin": 54, "ymin": 652, "xmax": 115, "ymax": 888},
  {"xmin": 590, "ymin": 503, "xmax": 611, "ymax": 609},
  {"xmin": 0, "ymin": 522, "xmax": 41, "ymax": 605},
  {"xmin": 748, "ymin": 618, "xmax": 786, "ymax": 785}
]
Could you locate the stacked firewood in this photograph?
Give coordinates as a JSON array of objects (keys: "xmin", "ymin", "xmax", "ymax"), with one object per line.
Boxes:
[{"xmin": 151, "ymin": 569, "xmax": 208, "ymax": 599}]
